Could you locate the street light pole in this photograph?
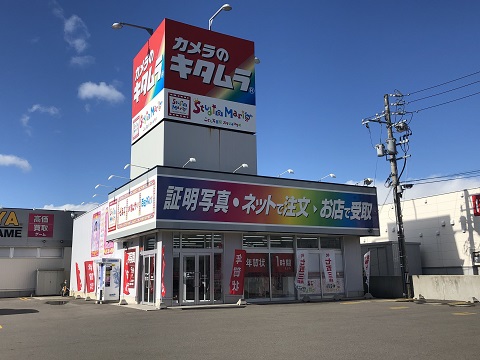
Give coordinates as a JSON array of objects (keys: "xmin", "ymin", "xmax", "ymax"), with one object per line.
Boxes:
[
  {"xmin": 384, "ymin": 94, "xmax": 412, "ymax": 299},
  {"xmin": 208, "ymin": 4, "xmax": 232, "ymax": 30},
  {"xmin": 112, "ymin": 22, "xmax": 154, "ymax": 35}
]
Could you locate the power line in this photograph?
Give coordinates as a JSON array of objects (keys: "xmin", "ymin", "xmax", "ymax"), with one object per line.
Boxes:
[
  {"xmin": 411, "ymin": 90, "xmax": 480, "ymax": 113},
  {"xmin": 403, "ymin": 169, "xmax": 480, "ymax": 185},
  {"xmin": 408, "ymin": 79, "xmax": 480, "ymax": 104},
  {"xmin": 407, "ymin": 70, "xmax": 480, "ymax": 95}
]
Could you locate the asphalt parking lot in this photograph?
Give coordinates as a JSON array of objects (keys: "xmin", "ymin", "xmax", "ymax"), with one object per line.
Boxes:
[{"xmin": 0, "ymin": 296, "xmax": 478, "ymax": 360}]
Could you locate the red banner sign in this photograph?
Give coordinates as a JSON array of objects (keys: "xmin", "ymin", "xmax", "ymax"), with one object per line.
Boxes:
[
  {"xmin": 123, "ymin": 249, "xmax": 136, "ymax": 295},
  {"xmin": 84, "ymin": 260, "xmax": 95, "ymax": 293},
  {"xmin": 245, "ymin": 253, "xmax": 269, "ymax": 275},
  {"xmin": 472, "ymin": 194, "xmax": 480, "ymax": 216},
  {"xmin": 161, "ymin": 245, "xmax": 166, "ymax": 297},
  {"xmin": 271, "ymin": 253, "xmax": 294, "ymax": 274},
  {"xmin": 75, "ymin": 262, "xmax": 82, "ymax": 291},
  {"xmin": 28, "ymin": 213, "xmax": 54, "ymax": 238},
  {"xmin": 229, "ymin": 249, "xmax": 246, "ymax": 295}
]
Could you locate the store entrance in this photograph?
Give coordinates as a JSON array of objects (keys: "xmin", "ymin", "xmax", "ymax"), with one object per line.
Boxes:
[
  {"xmin": 142, "ymin": 254, "xmax": 155, "ymax": 305},
  {"xmin": 181, "ymin": 254, "xmax": 211, "ymax": 305}
]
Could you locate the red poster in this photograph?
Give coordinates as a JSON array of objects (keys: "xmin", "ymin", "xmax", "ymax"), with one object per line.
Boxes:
[
  {"xmin": 472, "ymin": 194, "xmax": 480, "ymax": 216},
  {"xmin": 28, "ymin": 213, "xmax": 54, "ymax": 238},
  {"xmin": 245, "ymin": 253, "xmax": 269, "ymax": 275},
  {"xmin": 229, "ymin": 249, "xmax": 246, "ymax": 295},
  {"xmin": 75, "ymin": 262, "xmax": 82, "ymax": 291},
  {"xmin": 123, "ymin": 249, "xmax": 136, "ymax": 295},
  {"xmin": 161, "ymin": 246, "xmax": 166, "ymax": 297},
  {"xmin": 84, "ymin": 260, "xmax": 95, "ymax": 293},
  {"xmin": 271, "ymin": 253, "xmax": 294, "ymax": 274}
]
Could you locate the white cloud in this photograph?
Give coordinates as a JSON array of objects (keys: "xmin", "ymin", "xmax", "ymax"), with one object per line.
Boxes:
[
  {"xmin": 78, "ymin": 81, "xmax": 125, "ymax": 103},
  {"xmin": 70, "ymin": 55, "xmax": 95, "ymax": 67},
  {"xmin": 51, "ymin": 2, "xmax": 90, "ymax": 54},
  {"xmin": 43, "ymin": 202, "xmax": 98, "ymax": 212},
  {"xmin": 20, "ymin": 104, "xmax": 60, "ymax": 135},
  {"xmin": 0, "ymin": 154, "xmax": 32, "ymax": 172},
  {"xmin": 28, "ymin": 104, "xmax": 60, "ymax": 116}
]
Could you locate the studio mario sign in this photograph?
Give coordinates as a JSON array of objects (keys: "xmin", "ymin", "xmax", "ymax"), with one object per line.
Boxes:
[
  {"xmin": 157, "ymin": 175, "xmax": 379, "ymax": 231},
  {"xmin": 131, "ymin": 18, "xmax": 256, "ymax": 144}
]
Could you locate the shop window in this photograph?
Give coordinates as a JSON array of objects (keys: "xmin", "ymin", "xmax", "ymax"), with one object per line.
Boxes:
[
  {"xmin": 182, "ymin": 233, "xmax": 209, "ymax": 248},
  {"xmin": 144, "ymin": 237, "xmax": 156, "ymax": 251},
  {"xmin": 320, "ymin": 237, "xmax": 341, "ymax": 249},
  {"xmin": 270, "ymin": 253, "xmax": 295, "ymax": 298},
  {"xmin": 0, "ymin": 247, "xmax": 11, "ymax": 258},
  {"xmin": 214, "ymin": 253, "xmax": 222, "ymax": 300},
  {"xmin": 173, "ymin": 233, "xmax": 180, "ymax": 248},
  {"xmin": 212, "ymin": 233, "xmax": 223, "ymax": 249},
  {"xmin": 13, "ymin": 247, "xmax": 37, "ymax": 258},
  {"xmin": 270, "ymin": 235, "xmax": 294, "ymax": 248},
  {"xmin": 321, "ymin": 251, "xmax": 344, "ymax": 295},
  {"xmin": 297, "ymin": 236, "xmax": 319, "ymax": 249},
  {"xmin": 243, "ymin": 253, "xmax": 270, "ymax": 299},
  {"xmin": 242, "ymin": 234, "xmax": 268, "ymax": 248},
  {"xmin": 39, "ymin": 248, "xmax": 63, "ymax": 258}
]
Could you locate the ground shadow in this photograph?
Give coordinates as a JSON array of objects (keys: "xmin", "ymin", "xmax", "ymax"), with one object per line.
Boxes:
[{"xmin": 0, "ymin": 308, "xmax": 39, "ymax": 315}]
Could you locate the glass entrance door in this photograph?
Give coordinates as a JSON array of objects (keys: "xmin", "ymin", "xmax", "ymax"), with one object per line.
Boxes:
[
  {"xmin": 142, "ymin": 255, "xmax": 155, "ymax": 305},
  {"xmin": 182, "ymin": 254, "xmax": 211, "ymax": 305}
]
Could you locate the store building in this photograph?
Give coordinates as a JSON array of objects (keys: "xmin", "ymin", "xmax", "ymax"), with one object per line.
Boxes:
[
  {"xmin": 69, "ymin": 18, "xmax": 380, "ymax": 307},
  {"xmin": 0, "ymin": 208, "xmax": 78, "ymax": 298},
  {"xmin": 363, "ymin": 187, "xmax": 480, "ymax": 276}
]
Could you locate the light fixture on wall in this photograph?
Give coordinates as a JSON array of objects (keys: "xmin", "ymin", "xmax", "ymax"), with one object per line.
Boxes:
[
  {"xmin": 124, "ymin": 163, "xmax": 149, "ymax": 170},
  {"xmin": 355, "ymin": 178, "xmax": 374, "ymax": 186},
  {"xmin": 419, "ymin": 233, "xmax": 423, "ymax": 238},
  {"xmin": 183, "ymin": 157, "xmax": 197, "ymax": 168},
  {"xmin": 233, "ymin": 163, "xmax": 248, "ymax": 173},
  {"xmin": 108, "ymin": 174, "xmax": 129, "ymax": 181},
  {"xmin": 441, "ymin": 220, "xmax": 446, "ymax": 227},
  {"xmin": 319, "ymin": 173, "xmax": 336, "ymax": 181},
  {"xmin": 278, "ymin": 169, "xmax": 294, "ymax": 177},
  {"xmin": 111, "ymin": 22, "xmax": 154, "ymax": 35},
  {"xmin": 95, "ymin": 184, "xmax": 112, "ymax": 190}
]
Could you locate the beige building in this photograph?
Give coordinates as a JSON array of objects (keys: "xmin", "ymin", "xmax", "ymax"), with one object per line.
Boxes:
[{"xmin": 363, "ymin": 186, "xmax": 480, "ymax": 275}]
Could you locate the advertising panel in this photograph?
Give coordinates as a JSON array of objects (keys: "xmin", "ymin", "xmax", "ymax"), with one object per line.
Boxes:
[
  {"xmin": 131, "ymin": 19, "xmax": 256, "ymax": 144},
  {"xmin": 157, "ymin": 175, "xmax": 379, "ymax": 230},
  {"xmin": 229, "ymin": 249, "xmax": 246, "ymax": 295},
  {"xmin": 107, "ymin": 179, "xmax": 156, "ymax": 238},
  {"xmin": 28, "ymin": 213, "xmax": 54, "ymax": 238}
]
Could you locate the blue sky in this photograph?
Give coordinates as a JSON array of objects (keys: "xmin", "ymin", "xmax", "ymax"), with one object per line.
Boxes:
[{"xmin": 1, "ymin": 0, "xmax": 479, "ymax": 210}]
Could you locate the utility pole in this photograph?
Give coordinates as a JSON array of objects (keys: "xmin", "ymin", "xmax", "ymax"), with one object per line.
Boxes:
[{"xmin": 384, "ymin": 94, "xmax": 412, "ymax": 299}]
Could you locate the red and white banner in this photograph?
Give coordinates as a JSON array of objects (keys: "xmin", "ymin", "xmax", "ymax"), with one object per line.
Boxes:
[
  {"xmin": 245, "ymin": 252, "xmax": 269, "ymax": 275},
  {"xmin": 75, "ymin": 262, "xmax": 82, "ymax": 291},
  {"xmin": 272, "ymin": 253, "xmax": 294, "ymax": 274},
  {"xmin": 84, "ymin": 260, "xmax": 95, "ymax": 293},
  {"xmin": 363, "ymin": 251, "xmax": 371, "ymax": 287},
  {"xmin": 123, "ymin": 248, "xmax": 136, "ymax": 295},
  {"xmin": 229, "ymin": 249, "xmax": 246, "ymax": 295},
  {"xmin": 161, "ymin": 245, "xmax": 166, "ymax": 297},
  {"xmin": 295, "ymin": 250, "xmax": 308, "ymax": 290},
  {"xmin": 322, "ymin": 252, "xmax": 337, "ymax": 286},
  {"xmin": 472, "ymin": 194, "xmax": 480, "ymax": 216}
]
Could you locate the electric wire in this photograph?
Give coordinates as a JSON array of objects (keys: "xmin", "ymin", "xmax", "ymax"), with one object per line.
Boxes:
[
  {"xmin": 407, "ymin": 70, "xmax": 480, "ymax": 95},
  {"xmin": 411, "ymin": 90, "xmax": 480, "ymax": 113},
  {"xmin": 407, "ymin": 79, "xmax": 480, "ymax": 104},
  {"xmin": 403, "ymin": 169, "xmax": 480, "ymax": 185}
]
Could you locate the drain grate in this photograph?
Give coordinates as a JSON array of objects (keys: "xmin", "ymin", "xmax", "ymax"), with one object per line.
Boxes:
[{"xmin": 45, "ymin": 301, "xmax": 69, "ymax": 305}]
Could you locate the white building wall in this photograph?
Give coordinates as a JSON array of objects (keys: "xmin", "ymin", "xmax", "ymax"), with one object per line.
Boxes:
[
  {"xmin": 129, "ymin": 121, "xmax": 257, "ymax": 178},
  {"xmin": 343, "ymin": 236, "xmax": 364, "ymax": 297},
  {"xmin": 363, "ymin": 187, "xmax": 480, "ymax": 275}
]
